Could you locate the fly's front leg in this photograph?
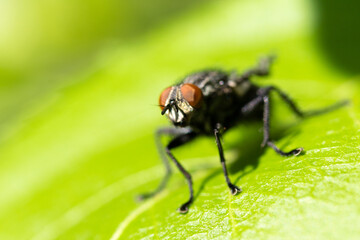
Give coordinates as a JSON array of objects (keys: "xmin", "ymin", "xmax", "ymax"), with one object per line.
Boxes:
[
  {"xmin": 166, "ymin": 131, "xmax": 197, "ymax": 213},
  {"xmin": 138, "ymin": 127, "xmax": 192, "ymax": 201},
  {"xmin": 214, "ymin": 124, "xmax": 242, "ymax": 195}
]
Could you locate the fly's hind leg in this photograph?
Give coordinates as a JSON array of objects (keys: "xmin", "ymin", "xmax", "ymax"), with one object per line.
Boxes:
[
  {"xmin": 248, "ymin": 86, "xmax": 347, "ymax": 155},
  {"xmin": 241, "ymin": 86, "xmax": 304, "ymax": 157},
  {"xmin": 261, "ymin": 94, "xmax": 303, "ymax": 156},
  {"xmin": 236, "ymin": 55, "xmax": 276, "ymax": 81}
]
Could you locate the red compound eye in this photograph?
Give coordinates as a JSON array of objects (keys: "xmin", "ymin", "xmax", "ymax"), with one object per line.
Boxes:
[
  {"xmin": 159, "ymin": 86, "xmax": 172, "ymax": 110},
  {"xmin": 180, "ymin": 83, "xmax": 203, "ymax": 108}
]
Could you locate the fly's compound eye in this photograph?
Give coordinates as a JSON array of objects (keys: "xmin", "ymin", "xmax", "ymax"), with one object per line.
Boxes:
[
  {"xmin": 159, "ymin": 86, "xmax": 172, "ymax": 110},
  {"xmin": 180, "ymin": 83, "xmax": 203, "ymax": 108}
]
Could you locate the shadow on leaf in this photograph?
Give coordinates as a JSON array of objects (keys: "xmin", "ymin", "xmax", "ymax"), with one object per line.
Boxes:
[{"xmin": 194, "ymin": 122, "xmax": 301, "ymax": 198}]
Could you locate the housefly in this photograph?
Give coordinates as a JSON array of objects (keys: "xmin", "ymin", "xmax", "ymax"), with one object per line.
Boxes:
[{"xmin": 138, "ymin": 56, "xmax": 347, "ymax": 213}]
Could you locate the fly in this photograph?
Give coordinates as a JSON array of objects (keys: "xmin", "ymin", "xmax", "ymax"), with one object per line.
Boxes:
[{"xmin": 138, "ymin": 56, "xmax": 347, "ymax": 213}]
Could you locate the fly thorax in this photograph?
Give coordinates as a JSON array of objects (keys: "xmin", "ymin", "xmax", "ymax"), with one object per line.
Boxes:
[{"xmin": 229, "ymin": 80, "xmax": 251, "ymax": 96}]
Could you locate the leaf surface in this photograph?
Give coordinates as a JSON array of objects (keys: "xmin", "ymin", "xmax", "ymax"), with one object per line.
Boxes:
[{"xmin": 0, "ymin": 0, "xmax": 359, "ymax": 239}]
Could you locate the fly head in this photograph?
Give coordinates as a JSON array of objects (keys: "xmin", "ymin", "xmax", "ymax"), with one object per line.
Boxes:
[{"xmin": 159, "ymin": 83, "xmax": 203, "ymax": 127}]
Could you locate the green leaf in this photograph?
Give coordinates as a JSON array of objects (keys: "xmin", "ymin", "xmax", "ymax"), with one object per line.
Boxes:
[{"xmin": 0, "ymin": 0, "xmax": 360, "ymax": 239}]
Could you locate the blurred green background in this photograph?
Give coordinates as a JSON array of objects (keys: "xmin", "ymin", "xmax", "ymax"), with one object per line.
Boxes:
[{"xmin": 0, "ymin": 0, "xmax": 360, "ymax": 239}]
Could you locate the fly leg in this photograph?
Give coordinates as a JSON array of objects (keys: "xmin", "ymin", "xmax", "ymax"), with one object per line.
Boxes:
[
  {"xmin": 138, "ymin": 127, "xmax": 192, "ymax": 200},
  {"xmin": 261, "ymin": 93, "xmax": 303, "ymax": 156},
  {"xmin": 165, "ymin": 131, "xmax": 197, "ymax": 213},
  {"xmin": 241, "ymin": 86, "xmax": 304, "ymax": 156},
  {"xmin": 258, "ymin": 86, "xmax": 348, "ymax": 153},
  {"xmin": 214, "ymin": 124, "xmax": 242, "ymax": 195},
  {"xmin": 236, "ymin": 55, "xmax": 276, "ymax": 81}
]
